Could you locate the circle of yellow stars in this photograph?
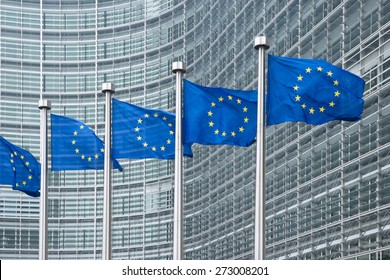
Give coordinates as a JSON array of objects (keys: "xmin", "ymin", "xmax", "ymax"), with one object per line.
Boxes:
[
  {"xmin": 134, "ymin": 112, "xmax": 174, "ymax": 153},
  {"xmin": 9, "ymin": 151, "xmax": 34, "ymax": 189},
  {"xmin": 71, "ymin": 124, "xmax": 104, "ymax": 162},
  {"xmin": 207, "ymin": 95, "xmax": 250, "ymax": 138},
  {"xmin": 293, "ymin": 66, "xmax": 339, "ymax": 115}
]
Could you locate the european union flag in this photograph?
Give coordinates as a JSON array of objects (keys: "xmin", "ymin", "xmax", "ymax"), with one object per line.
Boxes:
[
  {"xmin": 183, "ymin": 79, "xmax": 257, "ymax": 147},
  {"xmin": 112, "ymin": 99, "xmax": 192, "ymax": 159},
  {"xmin": 51, "ymin": 114, "xmax": 122, "ymax": 171},
  {"xmin": 267, "ymin": 55, "xmax": 365, "ymax": 125},
  {"xmin": 0, "ymin": 136, "xmax": 41, "ymax": 197}
]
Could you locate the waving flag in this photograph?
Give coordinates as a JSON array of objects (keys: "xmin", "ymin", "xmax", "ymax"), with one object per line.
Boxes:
[
  {"xmin": 51, "ymin": 114, "xmax": 122, "ymax": 171},
  {"xmin": 112, "ymin": 98, "xmax": 192, "ymax": 160},
  {"xmin": 0, "ymin": 136, "xmax": 40, "ymax": 197},
  {"xmin": 267, "ymin": 54, "xmax": 365, "ymax": 125},
  {"xmin": 183, "ymin": 79, "xmax": 257, "ymax": 147}
]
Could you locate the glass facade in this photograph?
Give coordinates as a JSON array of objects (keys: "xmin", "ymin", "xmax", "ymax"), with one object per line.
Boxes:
[{"xmin": 0, "ymin": 0, "xmax": 389, "ymax": 260}]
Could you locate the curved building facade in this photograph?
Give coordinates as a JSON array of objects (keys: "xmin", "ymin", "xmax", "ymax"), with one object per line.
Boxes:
[{"xmin": 0, "ymin": 0, "xmax": 389, "ymax": 260}]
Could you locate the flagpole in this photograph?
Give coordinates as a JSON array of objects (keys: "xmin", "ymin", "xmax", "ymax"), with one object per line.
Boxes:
[
  {"xmin": 102, "ymin": 82, "xmax": 114, "ymax": 260},
  {"xmin": 254, "ymin": 36, "xmax": 269, "ymax": 260},
  {"xmin": 38, "ymin": 99, "xmax": 51, "ymax": 260},
  {"xmin": 172, "ymin": 61, "xmax": 186, "ymax": 260}
]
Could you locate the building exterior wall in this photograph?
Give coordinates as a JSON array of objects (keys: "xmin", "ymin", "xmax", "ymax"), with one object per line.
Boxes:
[{"xmin": 0, "ymin": 0, "xmax": 389, "ymax": 260}]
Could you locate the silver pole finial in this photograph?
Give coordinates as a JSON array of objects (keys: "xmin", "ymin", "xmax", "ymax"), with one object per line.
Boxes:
[{"xmin": 254, "ymin": 36, "xmax": 269, "ymax": 50}]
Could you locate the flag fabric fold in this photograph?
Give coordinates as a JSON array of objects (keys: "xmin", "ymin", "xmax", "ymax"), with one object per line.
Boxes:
[
  {"xmin": 0, "ymin": 136, "xmax": 41, "ymax": 197},
  {"xmin": 112, "ymin": 98, "xmax": 192, "ymax": 160},
  {"xmin": 51, "ymin": 114, "xmax": 122, "ymax": 171},
  {"xmin": 267, "ymin": 54, "xmax": 365, "ymax": 125},
  {"xmin": 183, "ymin": 79, "xmax": 257, "ymax": 147}
]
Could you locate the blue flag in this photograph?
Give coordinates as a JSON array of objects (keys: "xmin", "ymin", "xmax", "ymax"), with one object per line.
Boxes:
[
  {"xmin": 0, "ymin": 136, "xmax": 41, "ymax": 197},
  {"xmin": 112, "ymin": 98, "xmax": 192, "ymax": 160},
  {"xmin": 183, "ymin": 79, "xmax": 257, "ymax": 147},
  {"xmin": 267, "ymin": 54, "xmax": 365, "ymax": 125},
  {"xmin": 51, "ymin": 114, "xmax": 122, "ymax": 171}
]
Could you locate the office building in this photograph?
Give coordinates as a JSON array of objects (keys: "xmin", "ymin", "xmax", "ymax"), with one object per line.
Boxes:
[{"xmin": 0, "ymin": 0, "xmax": 389, "ymax": 259}]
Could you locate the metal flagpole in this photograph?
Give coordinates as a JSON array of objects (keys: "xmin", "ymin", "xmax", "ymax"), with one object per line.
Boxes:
[
  {"xmin": 102, "ymin": 82, "xmax": 114, "ymax": 260},
  {"xmin": 172, "ymin": 61, "xmax": 186, "ymax": 260},
  {"xmin": 38, "ymin": 99, "xmax": 51, "ymax": 260},
  {"xmin": 254, "ymin": 36, "xmax": 269, "ymax": 260}
]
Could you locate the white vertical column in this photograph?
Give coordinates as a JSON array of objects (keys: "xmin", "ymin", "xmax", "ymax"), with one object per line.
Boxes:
[
  {"xmin": 38, "ymin": 99, "xmax": 51, "ymax": 260},
  {"xmin": 102, "ymin": 82, "xmax": 114, "ymax": 260},
  {"xmin": 254, "ymin": 36, "xmax": 269, "ymax": 260},
  {"xmin": 172, "ymin": 61, "xmax": 186, "ymax": 260}
]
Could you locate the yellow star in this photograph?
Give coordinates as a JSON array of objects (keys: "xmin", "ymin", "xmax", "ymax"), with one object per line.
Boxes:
[
  {"xmin": 100, "ymin": 148, "xmax": 105, "ymax": 153},
  {"xmin": 236, "ymin": 99, "xmax": 241, "ymax": 104},
  {"xmin": 317, "ymin": 66, "xmax": 323, "ymax": 72},
  {"xmin": 211, "ymin": 102, "xmax": 216, "ymax": 107},
  {"xmin": 302, "ymin": 103, "xmax": 307, "ymax": 109},
  {"xmin": 20, "ymin": 155, "xmax": 24, "ymax": 160},
  {"xmin": 244, "ymin": 117, "xmax": 249, "ymax": 123},
  {"xmin": 309, "ymin": 108, "xmax": 315, "ymax": 114},
  {"xmin": 73, "ymin": 131, "xmax": 78, "ymax": 136},
  {"xmin": 334, "ymin": 91, "xmax": 340, "ymax": 97},
  {"xmin": 228, "ymin": 95, "xmax": 233, "ymax": 100},
  {"xmin": 297, "ymin": 75, "xmax": 303, "ymax": 81},
  {"xmin": 95, "ymin": 154, "xmax": 99, "ymax": 159},
  {"xmin": 329, "ymin": 101, "xmax": 335, "ymax": 107},
  {"xmin": 209, "ymin": 121, "xmax": 214, "ymax": 127},
  {"xmin": 88, "ymin": 157, "xmax": 92, "ymax": 162},
  {"xmin": 167, "ymin": 139, "xmax": 171, "ymax": 144},
  {"xmin": 135, "ymin": 127, "xmax": 140, "ymax": 132},
  {"xmin": 14, "ymin": 151, "xmax": 17, "ymax": 155},
  {"xmin": 144, "ymin": 114, "xmax": 149, "ymax": 118},
  {"xmin": 208, "ymin": 111, "xmax": 213, "ymax": 116},
  {"xmin": 169, "ymin": 130, "xmax": 174, "ymax": 135},
  {"xmin": 293, "ymin": 85, "xmax": 299, "ymax": 91},
  {"xmin": 10, "ymin": 154, "xmax": 14, "ymax": 158},
  {"xmin": 333, "ymin": 80, "xmax": 339, "ymax": 86},
  {"xmin": 22, "ymin": 181, "xmax": 27, "ymax": 185},
  {"xmin": 306, "ymin": 67, "xmax": 312, "ymax": 73},
  {"xmin": 25, "ymin": 162, "xmax": 29, "ymax": 166},
  {"xmin": 137, "ymin": 135, "xmax": 142, "ymax": 141},
  {"xmin": 327, "ymin": 71, "xmax": 333, "ymax": 77},
  {"xmin": 10, "ymin": 159, "xmax": 14, "ymax": 163},
  {"xmin": 152, "ymin": 147, "xmax": 156, "ymax": 151},
  {"xmin": 143, "ymin": 142, "xmax": 148, "ymax": 147},
  {"xmin": 214, "ymin": 129, "xmax": 219, "ymax": 134},
  {"xmin": 243, "ymin": 107, "xmax": 248, "ymax": 112},
  {"xmin": 137, "ymin": 118, "xmax": 142, "ymax": 124},
  {"xmin": 295, "ymin": 95, "xmax": 301, "ymax": 101},
  {"xmin": 75, "ymin": 148, "xmax": 79, "ymax": 153},
  {"xmin": 218, "ymin": 96, "xmax": 224, "ymax": 102},
  {"xmin": 154, "ymin": 113, "xmax": 159, "ymax": 118},
  {"xmin": 319, "ymin": 107, "xmax": 325, "ymax": 112},
  {"xmin": 231, "ymin": 131, "xmax": 236, "ymax": 137},
  {"xmin": 16, "ymin": 183, "xmax": 19, "ymax": 187},
  {"xmin": 239, "ymin": 127, "xmax": 244, "ymax": 133},
  {"xmin": 13, "ymin": 167, "xmax": 16, "ymax": 171},
  {"xmin": 79, "ymin": 125, "xmax": 84, "ymax": 129},
  {"xmin": 72, "ymin": 140, "xmax": 76, "ymax": 145},
  {"xmin": 168, "ymin": 123, "xmax": 173, "ymax": 127},
  {"xmin": 160, "ymin": 146, "xmax": 165, "ymax": 151},
  {"xmin": 222, "ymin": 132, "xmax": 227, "ymax": 136},
  {"xmin": 163, "ymin": 116, "xmax": 167, "ymax": 121},
  {"xmin": 28, "ymin": 175, "xmax": 32, "ymax": 180},
  {"xmin": 81, "ymin": 155, "xmax": 85, "ymax": 160}
]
